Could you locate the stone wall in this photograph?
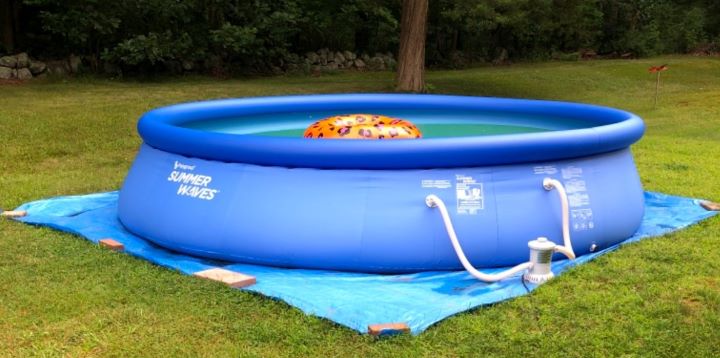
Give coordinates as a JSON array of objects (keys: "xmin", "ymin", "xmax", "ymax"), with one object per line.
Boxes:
[
  {"xmin": 0, "ymin": 53, "xmax": 48, "ymax": 80},
  {"xmin": 287, "ymin": 49, "xmax": 396, "ymax": 73},
  {"xmin": 0, "ymin": 50, "xmax": 395, "ymax": 79}
]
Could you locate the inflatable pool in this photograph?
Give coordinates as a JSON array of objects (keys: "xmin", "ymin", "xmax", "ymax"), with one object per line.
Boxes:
[{"xmin": 118, "ymin": 94, "xmax": 645, "ymax": 273}]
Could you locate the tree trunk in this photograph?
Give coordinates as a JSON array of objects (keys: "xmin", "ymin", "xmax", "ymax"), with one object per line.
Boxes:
[
  {"xmin": 395, "ymin": 0, "xmax": 428, "ymax": 93},
  {"xmin": 0, "ymin": 0, "xmax": 16, "ymax": 52}
]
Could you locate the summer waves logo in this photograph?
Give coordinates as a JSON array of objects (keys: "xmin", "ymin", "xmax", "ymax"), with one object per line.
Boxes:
[{"xmin": 167, "ymin": 161, "xmax": 219, "ymax": 200}]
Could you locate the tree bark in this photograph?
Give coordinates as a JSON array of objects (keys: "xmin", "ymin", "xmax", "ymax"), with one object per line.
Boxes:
[
  {"xmin": 395, "ymin": 0, "xmax": 428, "ymax": 93},
  {"xmin": 0, "ymin": 0, "xmax": 18, "ymax": 52}
]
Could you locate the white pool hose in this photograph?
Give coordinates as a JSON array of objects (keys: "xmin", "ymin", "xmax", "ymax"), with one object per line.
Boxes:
[
  {"xmin": 425, "ymin": 194, "xmax": 533, "ymax": 282},
  {"xmin": 425, "ymin": 178, "xmax": 576, "ymax": 283},
  {"xmin": 542, "ymin": 178, "xmax": 576, "ymax": 260}
]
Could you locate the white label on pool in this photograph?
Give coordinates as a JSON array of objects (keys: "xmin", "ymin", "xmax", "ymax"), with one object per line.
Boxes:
[
  {"xmin": 455, "ymin": 174, "xmax": 484, "ymax": 215},
  {"xmin": 167, "ymin": 161, "xmax": 220, "ymax": 200},
  {"xmin": 560, "ymin": 165, "xmax": 595, "ymax": 231},
  {"xmin": 571, "ymin": 208, "xmax": 594, "ymax": 231},
  {"xmin": 533, "ymin": 165, "xmax": 558, "ymax": 175},
  {"xmin": 421, "ymin": 179, "xmax": 452, "ymax": 189},
  {"xmin": 562, "ymin": 166, "xmax": 583, "ymax": 179}
]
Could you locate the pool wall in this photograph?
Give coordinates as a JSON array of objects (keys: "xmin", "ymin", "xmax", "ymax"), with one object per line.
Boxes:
[{"xmin": 119, "ymin": 144, "xmax": 644, "ymax": 272}]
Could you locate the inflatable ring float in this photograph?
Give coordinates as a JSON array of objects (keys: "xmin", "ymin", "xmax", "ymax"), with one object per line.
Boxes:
[{"xmin": 303, "ymin": 114, "xmax": 422, "ymax": 139}]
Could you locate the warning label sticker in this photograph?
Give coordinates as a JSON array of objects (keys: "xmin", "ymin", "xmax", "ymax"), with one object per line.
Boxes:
[
  {"xmin": 533, "ymin": 165, "xmax": 558, "ymax": 175},
  {"xmin": 571, "ymin": 208, "xmax": 595, "ymax": 231},
  {"xmin": 564, "ymin": 179, "xmax": 587, "ymax": 194},
  {"xmin": 562, "ymin": 166, "xmax": 583, "ymax": 179},
  {"xmin": 567, "ymin": 192, "xmax": 590, "ymax": 207},
  {"xmin": 455, "ymin": 174, "xmax": 484, "ymax": 214},
  {"xmin": 421, "ymin": 179, "xmax": 452, "ymax": 189}
]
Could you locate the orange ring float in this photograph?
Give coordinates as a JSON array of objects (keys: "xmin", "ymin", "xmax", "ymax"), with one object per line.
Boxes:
[{"xmin": 303, "ymin": 114, "xmax": 422, "ymax": 139}]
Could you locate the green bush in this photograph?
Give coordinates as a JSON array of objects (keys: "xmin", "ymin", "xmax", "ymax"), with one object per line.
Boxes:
[{"xmin": 13, "ymin": 0, "xmax": 720, "ymax": 74}]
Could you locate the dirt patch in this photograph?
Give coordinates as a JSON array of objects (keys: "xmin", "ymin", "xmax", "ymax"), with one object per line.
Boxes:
[
  {"xmin": 0, "ymin": 79, "xmax": 28, "ymax": 86},
  {"xmin": 680, "ymin": 296, "xmax": 703, "ymax": 318}
]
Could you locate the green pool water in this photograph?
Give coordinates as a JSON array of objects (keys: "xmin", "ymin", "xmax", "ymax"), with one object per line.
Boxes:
[
  {"xmin": 255, "ymin": 123, "xmax": 548, "ymax": 138},
  {"xmin": 181, "ymin": 108, "xmax": 590, "ymax": 138}
]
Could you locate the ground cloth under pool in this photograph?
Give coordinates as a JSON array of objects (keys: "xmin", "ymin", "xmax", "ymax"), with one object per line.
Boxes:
[{"xmin": 12, "ymin": 191, "xmax": 717, "ymax": 335}]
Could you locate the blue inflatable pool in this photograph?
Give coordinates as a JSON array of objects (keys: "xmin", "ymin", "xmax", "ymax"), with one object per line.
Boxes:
[{"xmin": 118, "ymin": 94, "xmax": 645, "ymax": 273}]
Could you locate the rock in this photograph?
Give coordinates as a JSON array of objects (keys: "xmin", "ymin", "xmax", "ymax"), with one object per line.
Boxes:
[
  {"xmin": 16, "ymin": 52, "xmax": 29, "ymax": 68},
  {"xmin": 343, "ymin": 50, "xmax": 354, "ymax": 60},
  {"xmin": 326, "ymin": 62, "xmax": 339, "ymax": 71},
  {"xmin": 361, "ymin": 53, "xmax": 370, "ymax": 62},
  {"xmin": 368, "ymin": 57, "xmax": 386, "ymax": 70},
  {"xmin": 46, "ymin": 60, "xmax": 70, "ymax": 75},
  {"xmin": 0, "ymin": 66, "xmax": 13, "ymax": 79},
  {"xmin": 580, "ymin": 49, "xmax": 597, "ymax": 60},
  {"xmin": 335, "ymin": 51, "xmax": 345, "ymax": 63},
  {"xmin": 320, "ymin": 55, "xmax": 327, "ymax": 66},
  {"xmin": 29, "ymin": 60, "xmax": 47, "ymax": 75},
  {"xmin": 305, "ymin": 51, "xmax": 319, "ymax": 64},
  {"xmin": 492, "ymin": 48, "xmax": 509, "ymax": 65},
  {"xmin": 68, "ymin": 55, "xmax": 82, "ymax": 73},
  {"xmin": 182, "ymin": 60, "xmax": 194, "ymax": 71},
  {"xmin": 285, "ymin": 53, "xmax": 301, "ymax": 64},
  {"xmin": 345, "ymin": 60, "xmax": 354, "ymax": 68},
  {"xmin": 16, "ymin": 68, "xmax": 32, "ymax": 80},
  {"xmin": 448, "ymin": 51, "xmax": 467, "ymax": 68},
  {"xmin": 203, "ymin": 55, "xmax": 223, "ymax": 72},
  {"xmin": 354, "ymin": 59, "xmax": 366, "ymax": 69},
  {"xmin": 0, "ymin": 56, "xmax": 17, "ymax": 68}
]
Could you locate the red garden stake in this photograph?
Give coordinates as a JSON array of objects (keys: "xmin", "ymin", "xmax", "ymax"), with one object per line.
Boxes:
[{"xmin": 649, "ymin": 64, "xmax": 668, "ymax": 108}]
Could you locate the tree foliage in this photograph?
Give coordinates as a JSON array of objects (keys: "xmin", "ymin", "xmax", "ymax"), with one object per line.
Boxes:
[{"xmin": 7, "ymin": 0, "xmax": 720, "ymax": 73}]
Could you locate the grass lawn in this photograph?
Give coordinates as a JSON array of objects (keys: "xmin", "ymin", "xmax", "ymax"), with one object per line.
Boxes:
[{"xmin": 1, "ymin": 56, "xmax": 719, "ymax": 356}]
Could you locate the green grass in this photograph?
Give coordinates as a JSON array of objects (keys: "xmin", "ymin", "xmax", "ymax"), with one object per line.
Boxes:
[{"xmin": 1, "ymin": 56, "xmax": 719, "ymax": 357}]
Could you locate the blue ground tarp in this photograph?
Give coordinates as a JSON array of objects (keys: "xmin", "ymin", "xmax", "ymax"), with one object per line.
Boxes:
[{"xmin": 12, "ymin": 191, "xmax": 717, "ymax": 335}]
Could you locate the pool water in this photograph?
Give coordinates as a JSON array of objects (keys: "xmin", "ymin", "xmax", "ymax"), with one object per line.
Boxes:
[
  {"xmin": 182, "ymin": 108, "xmax": 592, "ymax": 138},
  {"xmin": 255, "ymin": 123, "xmax": 546, "ymax": 138}
]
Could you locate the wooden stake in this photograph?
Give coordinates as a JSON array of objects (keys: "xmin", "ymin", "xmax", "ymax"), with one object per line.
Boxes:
[
  {"xmin": 700, "ymin": 201, "xmax": 720, "ymax": 211},
  {"xmin": 99, "ymin": 238, "xmax": 125, "ymax": 251},
  {"xmin": 1, "ymin": 210, "xmax": 27, "ymax": 218},
  {"xmin": 368, "ymin": 322, "xmax": 410, "ymax": 336},
  {"xmin": 654, "ymin": 72, "xmax": 660, "ymax": 108},
  {"xmin": 194, "ymin": 268, "xmax": 256, "ymax": 288}
]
